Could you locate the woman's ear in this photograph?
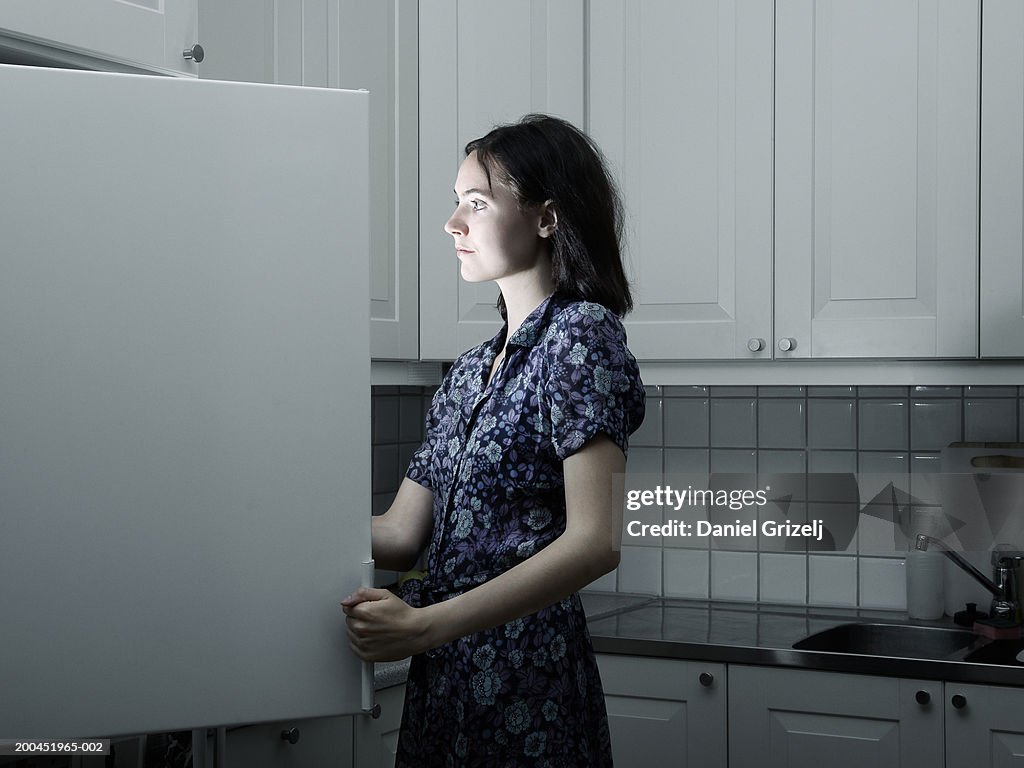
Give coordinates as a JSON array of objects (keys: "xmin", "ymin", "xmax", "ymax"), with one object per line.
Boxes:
[{"xmin": 538, "ymin": 201, "xmax": 558, "ymax": 239}]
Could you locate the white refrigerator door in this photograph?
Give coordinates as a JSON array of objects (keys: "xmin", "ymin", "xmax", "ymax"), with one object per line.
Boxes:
[{"xmin": 0, "ymin": 64, "xmax": 370, "ymax": 738}]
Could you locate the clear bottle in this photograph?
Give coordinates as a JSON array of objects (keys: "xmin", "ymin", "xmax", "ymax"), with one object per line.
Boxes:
[{"xmin": 906, "ymin": 547, "xmax": 945, "ymax": 620}]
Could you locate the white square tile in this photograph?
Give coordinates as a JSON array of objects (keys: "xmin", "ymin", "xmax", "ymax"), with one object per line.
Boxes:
[
  {"xmin": 631, "ymin": 396, "xmax": 663, "ymax": 447},
  {"xmin": 664, "ymin": 448, "xmax": 710, "ymax": 475},
  {"xmin": 807, "ymin": 399, "xmax": 856, "ymax": 449},
  {"xmin": 617, "ymin": 545, "xmax": 663, "ymax": 595},
  {"xmin": 663, "ymin": 548, "xmax": 709, "ymax": 599},
  {"xmin": 965, "ymin": 399, "xmax": 1018, "ymax": 442},
  {"xmin": 808, "ymin": 555, "xmax": 858, "ymax": 607},
  {"xmin": 910, "ymin": 399, "xmax": 962, "ymax": 451},
  {"xmin": 859, "ymin": 557, "xmax": 906, "ymax": 610},
  {"xmin": 584, "ymin": 570, "xmax": 617, "ymax": 593},
  {"xmin": 710, "ymin": 550, "xmax": 758, "ymax": 601},
  {"xmin": 626, "ymin": 446, "xmax": 663, "ymax": 478},
  {"xmin": 711, "ymin": 398, "xmax": 757, "ymax": 447},
  {"xmin": 759, "ymin": 553, "xmax": 807, "ymax": 604},
  {"xmin": 664, "ymin": 397, "xmax": 709, "ymax": 447},
  {"xmin": 859, "ymin": 400, "xmax": 909, "ymax": 451},
  {"xmin": 758, "ymin": 399, "xmax": 806, "ymax": 448}
]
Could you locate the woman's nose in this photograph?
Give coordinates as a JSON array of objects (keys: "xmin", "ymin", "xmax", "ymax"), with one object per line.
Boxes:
[{"xmin": 445, "ymin": 210, "xmax": 466, "ymax": 237}]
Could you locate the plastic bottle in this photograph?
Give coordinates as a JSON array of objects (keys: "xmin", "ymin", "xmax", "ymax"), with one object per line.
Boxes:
[{"xmin": 906, "ymin": 548, "xmax": 945, "ymax": 620}]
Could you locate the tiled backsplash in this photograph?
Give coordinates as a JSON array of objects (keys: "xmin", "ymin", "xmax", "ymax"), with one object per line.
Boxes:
[{"xmin": 371, "ymin": 385, "xmax": 1024, "ymax": 611}]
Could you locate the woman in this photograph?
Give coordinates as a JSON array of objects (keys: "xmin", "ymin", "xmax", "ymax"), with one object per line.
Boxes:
[{"xmin": 342, "ymin": 114, "xmax": 645, "ymax": 766}]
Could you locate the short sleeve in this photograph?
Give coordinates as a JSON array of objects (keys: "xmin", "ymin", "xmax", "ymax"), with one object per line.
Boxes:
[
  {"xmin": 541, "ymin": 302, "xmax": 645, "ymax": 460},
  {"xmin": 405, "ymin": 383, "xmax": 446, "ymax": 489}
]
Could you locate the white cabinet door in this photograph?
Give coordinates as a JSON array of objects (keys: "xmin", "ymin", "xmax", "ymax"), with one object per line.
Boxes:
[
  {"xmin": 418, "ymin": 0, "xmax": 585, "ymax": 360},
  {"xmin": 0, "ymin": 0, "xmax": 198, "ymax": 75},
  {"xmin": 0, "ymin": 64, "xmax": 371, "ymax": 738},
  {"xmin": 354, "ymin": 684, "xmax": 406, "ymax": 768},
  {"xmin": 598, "ymin": 655, "xmax": 727, "ymax": 768},
  {"xmin": 981, "ymin": 0, "xmax": 1024, "ymax": 358},
  {"xmin": 946, "ymin": 683, "xmax": 1024, "ymax": 767},
  {"xmin": 775, "ymin": 0, "xmax": 979, "ymax": 358},
  {"xmin": 200, "ymin": 0, "xmax": 420, "ymax": 360},
  {"xmin": 729, "ymin": 667, "xmax": 942, "ymax": 768},
  {"xmin": 589, "ymin": 0, "xmax": 773, "ymax": 361},
  {"xmin": 225, "ymin": 716, "xmax": 354, "ymax": 768}
]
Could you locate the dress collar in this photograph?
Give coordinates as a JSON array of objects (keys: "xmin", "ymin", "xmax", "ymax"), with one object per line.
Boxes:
[{"xmin": 503, "ymin": 293, "xmax": 561, "ymax": 350}]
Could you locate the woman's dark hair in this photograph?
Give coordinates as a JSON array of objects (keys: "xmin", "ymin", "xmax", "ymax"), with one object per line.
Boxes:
[{"xmin": 465, "ymin": 114, "xmax": 633, "ymax": 317}]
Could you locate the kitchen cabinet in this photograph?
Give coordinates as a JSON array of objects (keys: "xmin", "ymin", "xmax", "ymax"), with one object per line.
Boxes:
[
  {"xmin": 421, "ymin": 0, "xmax": 981, "ymax": 362},
  {"xmin": 225, "ymin": 717, "xmax": 354, "ymax": 768},
  {"xmin": 980, "ymin": 0, "xmax": 1024, "ymax": 358},
  {"xmin": 597, "ymin": 654, "xmax": 727, "ymax": 767},
  {"xmin": 417, "ymin": 0, "xmax": 586, "ymax": 360},
  {"xmin": 588, "ymin": 0, "xmax": 774, "ymax": 361},
  {"xmin": 0, "ymin": 0, "xmax": 198, "ymax": 75},
  {"xmin": 774, "ymin": 0, "xmax": 979, "ymax": 359},
  {"xmin": 729, "ymin": 666, "xmax": 943, "ymax": 768},
  {"xmin": 353, "ymin": 684, "xmax": 406, "ymax": 767},
  {"xmin": 199, "ymin": 0, "xmax": 420, "ymax": 360},
  {"xmin": 946, "ymin": 682, "xmax": 1024, "ymax": 767}
]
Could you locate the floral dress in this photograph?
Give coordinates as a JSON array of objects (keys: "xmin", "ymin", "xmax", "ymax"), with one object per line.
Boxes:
[{"xmin": 397, "ymin": 294, "xmax": 645, "ymax": 767}]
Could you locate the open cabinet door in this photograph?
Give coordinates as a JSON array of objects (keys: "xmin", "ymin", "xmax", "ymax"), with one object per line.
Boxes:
[{"xmin": 0, "ymin": 64, "xmax": 371, "ymax": 738}]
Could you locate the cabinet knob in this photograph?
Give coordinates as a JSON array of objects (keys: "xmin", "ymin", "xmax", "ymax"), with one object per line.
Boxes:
[
  {"xmin": 951, "ymin": 694, "xmax": 967, "ymax": 710},
  {"xmin": 183, "ymin": 44, "xmax": 205, "ymax": 63},
  {"xmin": 747, "ymin": 338, "xmax": 766, "ymax": 352},
  {"xmin": 698, "ymin": 672, "xmax": 714, "ymax": 688},
  {"xmin": 280, "ymin": 727, "xmax": 300, "ymax": 745},
  {"xmin": 777, "ymin": 337, "xmax": 797, "ymax": 352},
  {"xmin": 915, "ymin": 690, "xmax": 930, "ymax": 706}
]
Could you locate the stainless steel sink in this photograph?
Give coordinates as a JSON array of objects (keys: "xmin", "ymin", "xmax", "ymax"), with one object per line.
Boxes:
[{"xmin": 793, "ymin": 623, "xmax": 980, "ymax": 660}]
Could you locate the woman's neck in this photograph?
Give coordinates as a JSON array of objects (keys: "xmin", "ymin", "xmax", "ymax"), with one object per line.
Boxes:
[{"xmin": 499, "ymin": 268, "xmax": 555, "ymax": 341}]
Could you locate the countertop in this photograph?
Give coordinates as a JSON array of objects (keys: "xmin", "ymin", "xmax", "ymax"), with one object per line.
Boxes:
[
  {"xmin": 374, "ymin": 592, "xmax": 1024, "ymax": 690},
  {"xmin": 587, "ymin": 594, "xmax": 1024, "ymax": 687}
]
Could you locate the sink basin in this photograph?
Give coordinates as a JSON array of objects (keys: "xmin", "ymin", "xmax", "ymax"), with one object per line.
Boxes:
[
  {"xmin": 793, "ymin": 623, "xmax": 980, "ymax": 660},
  {"xmin": 963, "ymin": 639, "xmax": 1024, "ymax": 665}
]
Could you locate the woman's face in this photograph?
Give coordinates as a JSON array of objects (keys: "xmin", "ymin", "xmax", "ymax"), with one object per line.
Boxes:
[{"xmin": 445, "ymin": 151, "xmax": 551, "ymax": 285}]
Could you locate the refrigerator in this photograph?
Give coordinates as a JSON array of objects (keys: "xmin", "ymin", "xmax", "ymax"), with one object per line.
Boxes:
[{"xmin": 0, "ymin": 63, "xmax": 372, "ymax": 738}]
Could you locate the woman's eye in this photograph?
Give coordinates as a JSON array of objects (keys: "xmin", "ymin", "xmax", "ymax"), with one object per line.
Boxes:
[{"xmin": 470, "ymin": 200, "xmax": 485, "ymax": 211}]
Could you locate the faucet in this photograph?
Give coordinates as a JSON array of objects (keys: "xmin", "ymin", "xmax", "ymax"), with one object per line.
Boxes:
[{"xmin": 914, "ymin": 534, "xmax": 1020, "ymax": 623}]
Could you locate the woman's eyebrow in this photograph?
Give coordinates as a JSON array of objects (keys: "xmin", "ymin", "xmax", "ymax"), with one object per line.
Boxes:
[{"xmin": 454, "ymin": 187, "xmax": 492, "ymax": 198}]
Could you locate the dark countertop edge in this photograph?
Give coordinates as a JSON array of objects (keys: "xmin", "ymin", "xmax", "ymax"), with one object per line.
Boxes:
[
  {"xmin": 588, "ymin": 596, "xmax": 1024, "ymax": 688},
  {"xmin": 592, "ymin": 636, "xmax": 1024, "ymax": 687}
]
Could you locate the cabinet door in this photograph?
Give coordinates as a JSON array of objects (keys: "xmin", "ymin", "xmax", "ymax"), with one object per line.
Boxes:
[
  {"xmin": 981, "ymin": 0, "xmax": 1024, "ymax": 357},
  {"xmin": 589, "ymin": 0, "xmax": 773, "ymax": 360},
  {"xmin": 354, "ymin": 684, "xmax": 406, "ymax": 768},
  {"xmin": 775, "ymin": 0, "xmax": 979, "ymax": 358},
  {"xmin": 418, "ymin": 0, "xmax": 585, "ymax": 360},
  {"xmin": 597, "ymin": 655, "xmax": 726, "ymax": 768},
  {"xmin": 946, "ymin": 683, "xmax": 1024, "ymax": 767},
  {"xmin": 226, "ymin": 716, "xmax": 353, "ymax": 768},
  {"xmin": 729, "ymin": 667, "xmax": 942, "ymax": 768},
  {"xmin": 200, "ymin": 0, "xmax": 419, "ymax": 360},
  {"xmin": 0, "ymin": 0, "xmax": 197, "ymax": 75}
]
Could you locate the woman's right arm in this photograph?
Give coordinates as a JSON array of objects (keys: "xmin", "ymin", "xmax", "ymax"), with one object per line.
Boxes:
[{"xmin": 371, "ymin": 477, "xmax": 434, "ymax": 572}]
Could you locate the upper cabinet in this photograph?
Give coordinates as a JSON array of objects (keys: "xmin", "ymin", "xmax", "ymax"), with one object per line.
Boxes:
[
  {"xmin": 0, "ymin": 0, "xmax": 199, "ymax": 75},
  {"xmin": 980, "ymin": 0, "xmax": 1024, "ymax": 357},
  {"xmin": 418, "ymin": 0, "xmax": 586, "ymax": 360},
  {"xmin": 774, "ymin": 0, "xmax": 980, "ymax": 359},
  {"xmin": 589, "ymin": 0, "xmax": 774, "ymax": 361},
  {"xmin": 200, "ymin": 0, "xmax": 419, "ymax": 360}
]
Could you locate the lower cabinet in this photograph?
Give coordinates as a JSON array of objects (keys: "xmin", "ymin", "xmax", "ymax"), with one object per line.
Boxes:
[
  {"xmin": 729, "ymin": 666, "xmax": 943, "ymax": 768},
  {"xmin": 946, "ymin": 682, "xmax": 1024, "ymax": 768},
  {"xmin": 354, "ymin": 684, "xmax": 406, "ymax": 768},
  {"xmin": 596, "ymin": 654, "xmax": 727, "ymax": 768},
  {"xmin": 225, "ymin": 716, "xmax": 354, "ymax": 768}
]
